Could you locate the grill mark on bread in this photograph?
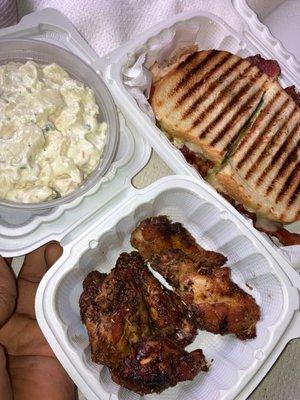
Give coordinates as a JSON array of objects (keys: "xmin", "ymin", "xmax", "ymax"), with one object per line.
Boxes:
[
  {"xmin": 236, "ymin": 90, "xmax": 282, "ymax": 169},
  {"xmin": 173, "ymin": 50, "xmax": 219, "ymax": 93},
  {"xmin": 266, "ymin": 138, "xmax": 300, "ymax": 195},
  {"xmin": 266, "ymin": 124, "xmax": 299, "ymax": 194},
  {"xmin": 223, "ymin": 91, "xmax": 264, "ymax": 151},
  {"xmin": 254, "ymin": 104, "xmax": 297, "ymax": 186},
  {"xmin": 175, "ymin": 52, "xmax": 232, "ymax": 107},
  {"xmin": 208, "ymin": 69, "xmax": 263, "ymax": 145},
  {"xmin": 288, "ymin": 181, "xmax": 300, "ymax": 206},
  {"xmin": 276, "ymin": 159, "xmax": 300, "ymax": 203},
  {"xmin": 244, "ymin": 97, "xmax": 291, "ymax": 180},
  {"xmin": 151, "ymin": 49, "xmax": 300, "ymax": 223},
  {"xmin": 188, "ymin": 59, "xmax": 246, "ymax": 126},
  {"xmin": 175, "ymin": 51, "xmax": 201, "ymax": 71}
]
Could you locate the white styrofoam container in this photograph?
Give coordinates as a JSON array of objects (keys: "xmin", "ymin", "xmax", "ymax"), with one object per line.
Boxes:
[
  {"xmin": 0, "ymin": 10, "xmax": 151, "ymax": 257},
  {"xmin": 100, "ymin": 0, "xmax": 300, "ymax": 238},
  {"xmin": 234, "ymin": 0, "xmax": 300, "ymax": 69},
  {"xmin": 36, "ymin": 175, "xmax": 300, "ymax": 400},
  {"xmin": 0, "ymin": 4, "xmax": 298, "ymax": 400}
]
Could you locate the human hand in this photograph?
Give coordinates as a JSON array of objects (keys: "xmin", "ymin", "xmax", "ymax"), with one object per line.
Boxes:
[
  {"xmin": 0, "ymin": 243, "xmax": 75, "ymax": 400},
  {"xmin": 0, "ymin": 254, "xmax": 16, "ymax": 400}
]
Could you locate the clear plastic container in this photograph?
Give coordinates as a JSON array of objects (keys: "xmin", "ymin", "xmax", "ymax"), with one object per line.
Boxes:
[{"xmin": 0, "ymin": 38, "xmax": 119, "ymax": 210}]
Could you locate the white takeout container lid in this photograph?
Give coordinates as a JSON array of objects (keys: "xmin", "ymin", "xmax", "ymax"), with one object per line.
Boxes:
[
  {"xmin": 233, "ymin": 0, "xmax": 300, "ymax": 74},
  {"xmin": 0, "ymin": 4, "xmax": 298, "ymax": 400}
]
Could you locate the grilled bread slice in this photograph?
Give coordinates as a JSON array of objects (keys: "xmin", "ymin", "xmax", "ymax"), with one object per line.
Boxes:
[
  {"xmin": 151, "ymin": 50, "xmax": 272, "ymax": 164},
  {"xmin": 151, "ymin": 50, "xmax": 300, "ymax": 223},
  {"xmin": 214, "ymin": 81, "xmax": 300, "ymax": 223}
]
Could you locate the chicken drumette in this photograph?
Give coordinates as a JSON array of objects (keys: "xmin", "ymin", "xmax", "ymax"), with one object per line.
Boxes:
[
  {"xmin": 110, "ymin": 338, "xmax": 207, "ymax": 395},
  {"xmin": 131, "ymin": 215, "xmax": 227, "ymax": 268},
  {"xmin": 79, "ymin": 257, "xmax": 151, "ymax": 367},
  {"xmin": 79, "ymin": 251, "xmax": 206, "ymax": 394},
  {"xmin": 131, "ymin": 216, "xmax": 261, "ymax": 340}
]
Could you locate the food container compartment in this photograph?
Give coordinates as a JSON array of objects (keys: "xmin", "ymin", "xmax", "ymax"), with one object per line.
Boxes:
[
  {"xmin": 0, "ymin": 13, "xmax": 151, "ymax": 256},
  {"xmin": 0, "ymin": 112, "xmax": 149, "ymax": 256},
  {"xmin": 234, "ymin": 0, "xmax": 300, "ymax": 70},
  {"xmin": 36, "ymin": 176, "xmax": 300, "ymax": 400},
  {"xmin": 101, "ymin": 9, "xmax": 300, "ymax": 238},
  {"xmin": 0, "ymin": 38, "xmax": 119, "ymax": 210}
]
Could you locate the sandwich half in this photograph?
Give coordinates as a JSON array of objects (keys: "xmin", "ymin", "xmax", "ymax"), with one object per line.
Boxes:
[{"xmin": 150, "ymin": 50, "xmax": 300, "ymax": 225}]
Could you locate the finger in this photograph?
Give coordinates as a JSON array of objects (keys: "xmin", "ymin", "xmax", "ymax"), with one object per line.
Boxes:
[
  {"xmin": 0, "ymin": 345, "xmax": 13, "ymax": 400},
  {"xmin": 0, "ymin": 258, "xmax": 17, "ymax": 328},
  {"xmin": 0, "ymin": 313, "xmax": 52, "ymax": 358},
  {"xmin": 9, "ymin": 355, "xmax": 75, "ymax": 400},
  {"xmin": 16, "ymin": 243, "xmax": 62, "ymax": 319},
  {"xmin": 16, "ymin": 246, "xmax": 48, "ymax": 319},
  {"xmin": 15, "ymin": 279, "xmax": 38, "ymax": 320},
  {"xmin": 18, "ymin": 246, "xmax": 48, "ymax": 283},
  {"xmin": 45, "ymin": 242, "xmax": 63, "ymax": 268},
  {"xmin": 4, "ymin": 258, "xmax": 12, "ymax": 267}
]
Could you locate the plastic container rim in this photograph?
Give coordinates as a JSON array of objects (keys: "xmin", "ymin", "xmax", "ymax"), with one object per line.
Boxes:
[{"xmin": 0, "ymin": 38, "xmax": 120, "ymax": 210}]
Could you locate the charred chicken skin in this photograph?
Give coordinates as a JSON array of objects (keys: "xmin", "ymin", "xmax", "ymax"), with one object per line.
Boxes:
[
  {"xmin": 151, "ymin": 249, "xmax": 260, "ymax": 340},
  {"xmin": 131, "ymin": 216, "xmax": 260, "ymax": 340},
  {"xmin": 130, "ymin": 252, "xmax": 197, "ymax": 347},
  {"xmin": 79, "ymin": 251, "xmax": 205, "ymax": 394},
  {"xmin": 79, "ymin": 259, "xmax": 151, "ymax": 367},
  {"xmin": 110, "ymin": 338, "xmax": 207, "ymax": 395},
  {"xmin": 131, "ymin": 215, "xmax": 227, "ymax": 268}
]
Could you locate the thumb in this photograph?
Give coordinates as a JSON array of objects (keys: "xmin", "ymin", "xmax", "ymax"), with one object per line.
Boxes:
[
  {"xmin": 0, "ymin": 345, "xmax": 13, "ymax": 400},
  {"xmin": 0, "ymin": 258, "xmax": 17, "ymax": 328}
]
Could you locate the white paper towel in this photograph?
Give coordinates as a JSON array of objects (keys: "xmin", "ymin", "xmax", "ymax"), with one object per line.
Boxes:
[
  {"xmin": 17, "ymin": 0, "xmax": 247, "ymax": 56},
  {"xmin": 0, "ymin": 0, "xmax": 18, "ymax": 27}
]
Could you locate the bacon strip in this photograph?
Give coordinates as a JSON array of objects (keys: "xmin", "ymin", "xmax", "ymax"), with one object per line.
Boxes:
[
  {"xmin": 221, "ymin": 193, "xmax": 300, "ymax": 245},
  {"xmin": 180, "ymin": 145, "xmax": 214, "ymax": 178},
  {"xmin": 257, "ymin": 226, "xmax": 300, "ymax": 246},
  {"xmin": 246, "ymin": 54, "xmax": 281, "ymax": 79},
  {"xmin": 284, "ymin": 85, "xmax": 300, "ymax": 107}
]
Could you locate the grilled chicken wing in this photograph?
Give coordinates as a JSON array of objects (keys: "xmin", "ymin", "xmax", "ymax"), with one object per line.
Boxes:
[
  {"xmin": 151, "ymin": 249, "xmax": 260, "ymax": 340},
  {"xmin": 110, "ymin": 338, "xmax": 207, "ymax": 395},
  {"xmin": 131, "ymin": 215, "xmax": 227, "ymax": 268},
  {"xmin": 131, "ymin": 216, "xmax": 260, "ymax": 340},
  {"xmin": 79, "ymin": 258, "xmax": 151, "ymax": 367},
  {"xmin": 80, "ymin": 251, "xmax": 205, "ymax": 394},
  {"xmin": 125, "ymin": 251, "xmax": 197, "ymax": 347}
]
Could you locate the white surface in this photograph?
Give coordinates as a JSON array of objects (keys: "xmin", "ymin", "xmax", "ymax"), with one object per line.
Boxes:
[
  {"xmin": 249, "ymin": 0, "xmax": 300, "ymax": 62},
  {"xmin": 232, "ymin": 0, "xmax": 300, "ymax": 83},
  {"xmin": 263, "ymin": 0, "xmax": 300, "ymax": 62},
  {"xmin": 18, "ymin": 0, "xmax": 300, "ymax": 74},
  {"xmin": 247, "ymin": 0, "xmax": 286, "ymax": 19},
  {"xmin": 18, "ymin": 0, "xmax": 244, "ymax": 57}
]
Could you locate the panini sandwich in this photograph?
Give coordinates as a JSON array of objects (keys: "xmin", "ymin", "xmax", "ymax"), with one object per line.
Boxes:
[{"xmin": 150, "ymin": 50, "xmax": 300, "ymax": 235}]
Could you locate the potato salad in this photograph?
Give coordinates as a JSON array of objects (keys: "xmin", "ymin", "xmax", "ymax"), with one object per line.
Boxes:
[{"xmin": 0, "ymin": 61, "xmax": 107, "ymax": 203}]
